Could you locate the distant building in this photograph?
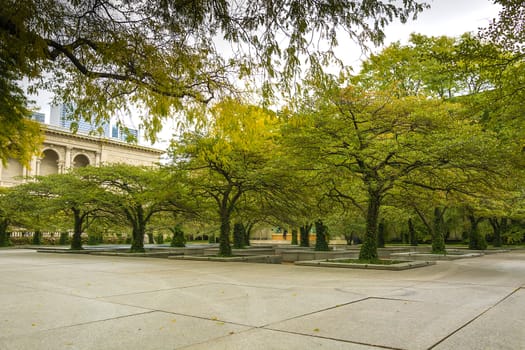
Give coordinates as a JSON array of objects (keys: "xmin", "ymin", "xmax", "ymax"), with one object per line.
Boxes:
[
  {"xmin": 30, "ymin": 112, "xmax": 45, "ymax": 123},
  {"xmin": 0, "ymin": 107, "xmax": 164, "ymax": 187}
]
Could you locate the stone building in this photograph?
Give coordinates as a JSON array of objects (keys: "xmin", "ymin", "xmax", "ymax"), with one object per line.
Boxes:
[{"xmin": 0, "ymin": 124, "xmax": 164, "ymax": 187}]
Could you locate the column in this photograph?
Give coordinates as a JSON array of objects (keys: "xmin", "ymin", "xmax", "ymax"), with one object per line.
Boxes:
[{"xmin": 65, "ymin": 146, "xmax": 72, "ymax": 169}]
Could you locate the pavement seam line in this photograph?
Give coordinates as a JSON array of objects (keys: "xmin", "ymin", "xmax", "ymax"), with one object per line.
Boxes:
[
  {"xmin": 260, "ymin": 297, "xmax": 370, "ymax": 328},
  {"xmin": 94, "ymin": 283, "xmax": 213, "ymax": 299},
  {"xmin": 261, "ymin": 328, "xmax": 404, "ymax": 350},
  {"xmin": 427, "ymin": 287, "xmax": 523, "ymax": 350},
  {"xmin": 9, "ymin": 310, "xmax": 157, "ymax": 336}
]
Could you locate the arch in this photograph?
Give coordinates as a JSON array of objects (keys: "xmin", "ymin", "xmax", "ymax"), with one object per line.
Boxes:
[
  {"xmin": 40, "ymin": 149, "xmax": 60, "ymax": 175},
  {"xmin": 73, "ymin": 154, "xmax": 90, "ymax": 168}
]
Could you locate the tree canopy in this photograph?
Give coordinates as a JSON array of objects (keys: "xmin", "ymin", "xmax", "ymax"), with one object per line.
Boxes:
[{"xmin": 1, "ymin": 0, "xmax": 427, "ymax": 148}]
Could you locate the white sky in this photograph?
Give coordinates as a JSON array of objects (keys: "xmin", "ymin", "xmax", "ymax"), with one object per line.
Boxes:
[{"xmin": 26, "ymin": 0, "xmax": 501, "ymax": 147}]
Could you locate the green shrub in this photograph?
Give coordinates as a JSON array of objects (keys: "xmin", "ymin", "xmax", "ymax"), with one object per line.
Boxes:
[
  {"xmin": 502, "ymin": 228, "xmax": 525, "ymax": 245},
  {"xmin": 170, "ymin": 225, "xmax": 186, "ymax": 247},
  {"xmin": 233, "ymin": 223, "xmax": 245, "ymax": 249},
  {"xmin": 59, "ymin": 232, "xmax": 70, "ymax": 245},
  {"xmin": 314, "ymin": 219, "xmax": 329, "ymax": 251},
  {"xmin": 32, "ymin": 231, "xmax": 42, "ymax": 245},
  {"xmin": 377, "ymin": 220, "xmax": 385, "ymax": 248},
  {"xmin": 0, "ymin": 231, "xmax": 11, "ymax": 247}
]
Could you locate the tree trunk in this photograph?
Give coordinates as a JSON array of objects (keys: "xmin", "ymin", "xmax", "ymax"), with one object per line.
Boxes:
[
  {"xmin": 314, "ymin": 219, "xmax": 329, "ymax": 251},
  {"xmin": 468, "ymin": 214, "xmax": 487, "ymax": 250},
  {"xmin": 233, "ymin": 222, "xmax": 245, "ymax": 249},
  {"xmin": 359, "ymin": 193, "xmax": 380, "ymax": 260},
  {"xmin": 432, "ymin": 207, "xmax": 446, "ymax": 254},
  {"xmin": 129, "ymin": 206, "xmax": 146, "ymax": 253},
  {"xmin": 291, "ymin": 228, "xmax": 298, "ymax": 245},
  {"xmin": 70, "ymin": 209, "xmax": 83, "ymax": 250},
  {"xmin": 377, "ymin": 219, "xmax": 385, "ymax": 248},
  {"xmin": 489, "ymin": 217, "xmax": 504, "ymax": 247},
  {"xmin": 130, "ymin": 223, "xmax": 146, "ymax": 252},
  {"xmin": 243, "ymin": 223, "xmax": 252, "ymax": 246},
  {"xmin": 0, "ymin": 219, "xmax": 10, "ymax": 247},
  {"xmin": 299, "ymin": 223, "xmax": 312, "ymax": 247},
  {"xmin": 408, "ymin": 218, "xmax": 417, "ymax": 246},
  {"xmin": 32, "ymin": 230, "xmax": 42, "ymax": 245},
  {"xmin": 219, "ymin": 214, "xmax": 232, "ymax": 256},
  {"xmin": 147, "ymin": 233, "xmax": 154, "ymax": 244}
]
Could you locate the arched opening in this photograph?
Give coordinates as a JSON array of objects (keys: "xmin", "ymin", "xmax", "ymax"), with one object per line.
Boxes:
[
  {"xmin": 40, "ymin": 149, "xmax": 59, "ymax": 175},
  {"xmin": 73, "ymin": 154, "xmax": 90, "ymax": 168}
]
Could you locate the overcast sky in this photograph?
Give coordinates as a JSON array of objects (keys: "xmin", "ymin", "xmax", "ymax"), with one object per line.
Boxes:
[{"xmin": 28, "ymin": 0, "xmax": 502, "ymax": 139}]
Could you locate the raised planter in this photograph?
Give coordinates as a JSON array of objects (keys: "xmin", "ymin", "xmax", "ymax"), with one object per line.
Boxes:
[
  {"xmin": 295, "ymin": 258, "xmax": 436, "ymax": 270},
  {"xmin": 169, "ymin": 254, "xmax": 282, "ymax": 264},
  {"xmin": 390, "ymin": 251, "xmax": 484, "ymax": 261},
  {"xmin": 203, "ymin": 247, "xmax": 275, "ymax": 256},
  {"xmin": 90, "ymin": 251, "xmax": 175, "ymax": 258},
  {"xmin": 280, "ymin": 249, "xmax": 358, "ymax": 263}
]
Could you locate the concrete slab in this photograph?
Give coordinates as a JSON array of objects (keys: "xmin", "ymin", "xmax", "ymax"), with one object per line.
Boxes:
[
  {"xmin": 0, "ymin": 290, "xmax": 147, "ymax": 338},
  {"xmin": 383, "ymin": 281, "xmax": 513, "ymax": 309},
  {"xmin": 0, "ymin": 311, "xmax": 248, "ymax": 350},
  {"xmin": 433, "ymin": 288, "xmax": 525, "ymax": 350},
  {"xmin": 182, "ymin": 328, "xmax": 378, "ymax": 349},
  {"xmin": 0, "ymin": 249, "xmax": 524, "ymax": 350},
  {"xmin": 267, "ymin": 297, "xmax": 482, "ymax": 350},
  {"xmin": 101, "ymin": 282, "xmax": 364, "ymax": 327}
]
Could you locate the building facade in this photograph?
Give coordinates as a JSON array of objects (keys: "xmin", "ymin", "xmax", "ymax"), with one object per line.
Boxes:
[{"xmin": 0, "ymin": 124, "xmax": 164, "ymax": 187}]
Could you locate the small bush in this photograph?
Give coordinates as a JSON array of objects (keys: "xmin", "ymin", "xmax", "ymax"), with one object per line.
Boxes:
[
  {"xmin": 170, "ymin": 225, "xmax": 186, "ymax": 247},
  {"xmin": 59, "ymin": 232, "xmax": 70, "ymax": 245},
  {"xmin": 32, "ymin": 231, "xmax": 42, "ymax": 245},
  {"xmin": 233, "ymin": 223, "xmax": 245, "ymax": 249},
  {"xmin": 502, "ymin": 228, "xmax": 525, "ymax": 245}
]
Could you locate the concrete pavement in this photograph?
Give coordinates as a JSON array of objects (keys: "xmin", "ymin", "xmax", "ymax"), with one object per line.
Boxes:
[{"xmin": 0, "ymin": 248, "xmax": 524, "ymax": 349}]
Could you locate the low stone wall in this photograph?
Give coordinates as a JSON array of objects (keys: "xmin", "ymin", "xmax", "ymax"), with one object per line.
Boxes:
[
  {"xmin": 169, "ymin": 255, "xmax": 282, "ymax": 264},
  {"xmin": 203, "ymin": 247, "xmax": 275, "ymax": 256},
  {"xmin": 281, "ymin": 250, "xmax": 359, "ymax": 262}
]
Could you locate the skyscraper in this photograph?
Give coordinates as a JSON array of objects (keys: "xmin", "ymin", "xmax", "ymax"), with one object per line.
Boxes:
[{"xmin": 49, "ymin": 103, "xmax": 140, "ymax": 143}]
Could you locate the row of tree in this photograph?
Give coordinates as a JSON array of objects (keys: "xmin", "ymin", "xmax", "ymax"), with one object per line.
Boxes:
[{"xmin": 1, "ymin": 31, "xmax": 524, "ymax": 258}]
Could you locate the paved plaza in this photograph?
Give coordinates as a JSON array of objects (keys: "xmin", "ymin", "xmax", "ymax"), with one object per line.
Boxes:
[{"xmin": 0, "ymin": 248, "xmax": 524, "ymax": 349}]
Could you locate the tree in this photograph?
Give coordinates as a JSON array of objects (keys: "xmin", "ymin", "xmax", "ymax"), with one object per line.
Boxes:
[
  {"xmin": 173, "ymin": 99, "xmax": 283, "ymax": 256},
  {"xmin": 16, "ymin": 172, "xmax": 109, "ymax": 249},
  {"xmin": 286, "ymin": 69, "xmax": 508, "ymax": 260},
  {"xmin": 78, "ymin": 164, "xmax": 188, "ymax": 252},
  {"xmin": 1, "ymin": 0, "xmax": 426, "ymax": 146},
  {"xmin": 481, "ymin": 0, "xmax": 525, "ymax": 56},
  {"xmin": 0, "ymin": 187, "xmax": 14, "ymax": 246}
]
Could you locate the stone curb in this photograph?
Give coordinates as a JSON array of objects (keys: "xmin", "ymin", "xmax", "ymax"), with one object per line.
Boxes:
[{"xmin": 294, "ymin": 258, "xmax": 436, "ymax": 270}]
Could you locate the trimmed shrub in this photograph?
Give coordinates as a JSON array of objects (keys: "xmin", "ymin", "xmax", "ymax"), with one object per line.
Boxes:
[
  {"xmin": 59, "ymin": 232, "xmax": 70, "ymax": 245},
  {"xmin": 314, "ymin": 219, "xmax": 329, "ymax": 251},
  {"xmin": 233, "ymin": 223, "xmax": 245, "ymax": 249},
  {"xmin": 170, "ymin": 225, "xmax": 186, "ymax": 247},
  {"xmin": 32, "ymin": 231, "xmax": 42, "ymax": 245}
]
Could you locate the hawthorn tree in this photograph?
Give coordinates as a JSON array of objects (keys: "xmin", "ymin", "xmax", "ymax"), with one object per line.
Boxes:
[
  {"xmin": 285, "ymin": 68, "xmax": 509, "ymax": 260},
  {"xmin": 78, "ymin": 164, "xmax": 190, "ymax": 252},
  {"xmin": 172, "ymin": 98, "xmax": 285, "ymax": 256},
  {"xmin": 15, "ymin": 172, "xmax": 110, "ymax": 249}
]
